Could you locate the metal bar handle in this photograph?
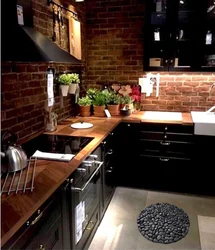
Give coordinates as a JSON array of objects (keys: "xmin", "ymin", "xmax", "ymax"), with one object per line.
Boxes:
[
  {"xmin": 160, "ymin": 141, "xmax": 170, "ymax": 146},
  {"xmin": 106, "ymin": 149, "xmax": 113, "ymax": 155},
  {"xmin": 31, "ymin": 211, "xmax": 44, "ymax": 225},
  {"xmin": 72, "ymin": 161, "xmax": 103, "ymax": 192},
  {"xmin": 159, "ymin": 158, "xmax": 169, "ymax": 162}
]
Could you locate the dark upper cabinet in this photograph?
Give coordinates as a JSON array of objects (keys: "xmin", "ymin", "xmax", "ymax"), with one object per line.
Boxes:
[{"xmin": 144, "ymin": 0, "xmax": 215, "ymax": 72}]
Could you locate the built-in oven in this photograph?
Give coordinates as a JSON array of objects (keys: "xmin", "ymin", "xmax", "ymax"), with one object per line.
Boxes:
[{"xmin": 63, "ymin": 146, "xmax": 103, "ymax": 250}]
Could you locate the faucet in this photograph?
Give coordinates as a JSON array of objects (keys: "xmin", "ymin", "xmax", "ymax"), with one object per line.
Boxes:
[
  {"xmin": 209, "ymin": 83, "xmax": 215, "ymax": 98},
  {"xmin": 206, "ymin": 105, "xmax": 215, "ymax": 113}
]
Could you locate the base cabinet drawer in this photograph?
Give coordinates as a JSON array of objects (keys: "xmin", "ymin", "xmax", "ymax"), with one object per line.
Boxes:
[
  {"xmin": 2, "ymin": 195, "xmax": 63, "ymax": 250},
  {"xmin": 138, "ymin": 155, "xmax": 192, "ymax": 193}
]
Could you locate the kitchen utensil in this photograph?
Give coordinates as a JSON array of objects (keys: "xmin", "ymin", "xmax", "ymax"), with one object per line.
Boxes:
[
  {"xmin": 52, "ymin": 6, "xmax": 57, "ymax": 41},
  {"xmin": 1, "ymin": 131, "xmax": 28, "ymax": 173}
]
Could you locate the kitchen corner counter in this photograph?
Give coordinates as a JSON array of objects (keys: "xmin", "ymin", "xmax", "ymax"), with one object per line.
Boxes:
[{"xmin": 1, "ymin": 112, "xmax": 193, "ymax": 247}]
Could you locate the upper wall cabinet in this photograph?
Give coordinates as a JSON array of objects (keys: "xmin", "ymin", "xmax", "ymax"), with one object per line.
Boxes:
[{"xmin": 144, "ymin": 0, "xmax": 215, "ymax": 72}]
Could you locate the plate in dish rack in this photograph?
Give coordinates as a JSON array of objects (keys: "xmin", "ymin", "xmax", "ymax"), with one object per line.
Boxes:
[{"xmin": 71, "ymin": 122, "xmax": 93, "ymax": 129}]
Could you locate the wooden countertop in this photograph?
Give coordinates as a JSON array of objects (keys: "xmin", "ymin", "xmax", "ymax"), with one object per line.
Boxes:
[{"xmin": 1, "ymin": 112, "xmax": 193, "ymax": 247}]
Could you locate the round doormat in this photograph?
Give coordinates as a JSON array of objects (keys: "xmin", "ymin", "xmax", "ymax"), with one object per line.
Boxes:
[{"xmin": 137, "ymin": 203, "xmax": 190, "ymax": 244}]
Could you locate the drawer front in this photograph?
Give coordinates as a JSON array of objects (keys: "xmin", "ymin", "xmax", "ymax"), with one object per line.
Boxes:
[
  {"xmin": 141, "ymin": 123, "xmax": 194, "ymax": 134},
  {"xmin": 140, "ymin": 139, "xmax": 193, "ymax": 158},
  {"xmin": 140, "ymin": 131, "xmax": 193, "ymax": 143},
  {"xmin": 138, "ymin": 155, "xmax": 192, "ymax": 192}
]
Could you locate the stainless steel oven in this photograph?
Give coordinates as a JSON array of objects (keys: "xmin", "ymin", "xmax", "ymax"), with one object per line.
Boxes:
[{"xmin": 68, "ymin": 146, "xmax": 103, "ymax": 250}]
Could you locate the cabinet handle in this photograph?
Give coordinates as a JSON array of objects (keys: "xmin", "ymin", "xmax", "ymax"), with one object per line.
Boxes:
[
  {"xmin": 160, "ymin": 142, "xmax": 170, "ymax": 146},
  {"xmin": 39, "ymin": 245, "xmax": 45, "ymax": 250},
  {"xmin": 31, "ymin": 211, "xmax": 44, "ymax": 225},
  {"xmin": 106, "ymin": 149, "xmax": 113, "ymax": 155},
  {"xmin": 159, "ymin": 158, "xmax": 169, "ymax": 162},
  {"xmin": 86, "ymin": 220, "xmax": 95, "ymax": 230},
  {"xmin": 72, "ymin": 161, "xmax": 103, "ymax": 192}
]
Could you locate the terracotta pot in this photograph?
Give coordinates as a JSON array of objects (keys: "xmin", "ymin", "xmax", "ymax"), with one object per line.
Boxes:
[
  {"xmin": 79, "ymin": 105, "xmax": 91, "ymax": 117},
  {"xmin": 93, "ymin": 105, "xmax": 106, "ymax": 117},
  {"xmin": 107, "ymin": 104, "xmax": 120, "ymax": 116}
]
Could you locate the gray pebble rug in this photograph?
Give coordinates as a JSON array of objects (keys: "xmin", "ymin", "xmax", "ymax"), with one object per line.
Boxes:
[{"xmin": 137, "ymin": 203, "xmax": 190, "ymax": 244}]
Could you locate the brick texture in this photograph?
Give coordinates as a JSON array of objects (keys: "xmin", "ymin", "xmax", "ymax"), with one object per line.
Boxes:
[
  {"xmin": 85, "ymin": 0, "xmax": 215, "ymax": 111},
  {"xmin": 2, "ymin": 0, "xmax": 215, "ymax": 143},
  {"xmin": 1, "ymin": 0, "xmax": 86, "ymax": 142}
]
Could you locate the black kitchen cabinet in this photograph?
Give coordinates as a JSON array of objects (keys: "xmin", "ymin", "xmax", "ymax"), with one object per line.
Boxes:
[
  {"xmin": 113, "ymin": 122, "xmax": 141, "ymax": 187},
  {"xmin": 144, "ymin": 0, "xmax": 215, "ymax": 72},
  {"xmin": 100, "ymin": 132, "xmax": 116, "ymax": 218},
  {"xmin": 193, "ymin": 135, "xmax": 215, "ymax": 196},
  {"xmin": 139, "ymin": 123, "xmax": 195, "ymax": 193},
  {"xmin": 2, "ymin": 191, "xmax": 63, "ymax": 250}
]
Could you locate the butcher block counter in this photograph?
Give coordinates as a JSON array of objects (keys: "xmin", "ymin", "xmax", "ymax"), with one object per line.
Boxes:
[{"xmin": 1, "ymin": 111, "xmax": 193, "ymax": 247}]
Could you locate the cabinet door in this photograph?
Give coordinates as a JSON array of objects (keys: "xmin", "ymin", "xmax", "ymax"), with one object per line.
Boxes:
[
  {"xmin": 26, "ymin": 214, "xmax": 63, "ymax": 250},
  {"xmin": 145, "ymin": 0, "xmax": 215, "ymax": 72},
  {"xmin": 113, "ymin": 123, "xmax": 140, "ymax": 187},
  {"xmin": 3, "ymin": 196, "xmax": 63, "ymax": 250},
  {"xmin": 199, "ymin": 0, "xmax": 215, "ymax": 71},
  {"xmin": 139, "ymin": 155, "xmax": 192, "ymax": 193},
  {"xmin": 144, "ymin": 0, "xmax": 169, "ymax": 71}
]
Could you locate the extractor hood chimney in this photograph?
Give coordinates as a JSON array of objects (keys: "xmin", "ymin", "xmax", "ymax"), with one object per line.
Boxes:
[{"xmin": 2, "ymin": 0, "xmax": 82, "ymax": 64}]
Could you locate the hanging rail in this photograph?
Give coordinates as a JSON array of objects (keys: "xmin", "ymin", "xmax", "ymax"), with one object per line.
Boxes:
[{"xmin": 47, "ymin": 0, "xmax": 79, "ymax": 20}]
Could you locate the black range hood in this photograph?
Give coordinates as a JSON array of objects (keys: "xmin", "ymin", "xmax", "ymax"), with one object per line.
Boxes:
[{"xmin": 2, "ymin": 0, "xmax": 81, "ymax": 64}]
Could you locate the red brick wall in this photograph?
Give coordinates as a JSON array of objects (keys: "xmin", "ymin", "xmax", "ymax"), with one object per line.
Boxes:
[
  {"xmin": 1, "ymin": 62, "xmax": 84, "ymax": 142},
  {"xmin": 1, "ymin": 0, "xmax": 86, "ymax": 142},
  {"xmin": 140, "ymin": 73, "xmax": 215, "ymax": 112},
  {"xmin": 85, "ymin": 0, "xmax": 215, "ymax": 111}
]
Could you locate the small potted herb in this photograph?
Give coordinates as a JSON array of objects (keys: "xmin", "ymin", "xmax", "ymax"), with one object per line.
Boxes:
[
  {"xmin": 57, "ymin": 73, "xmax": 72, "ymax": 96},
  {"xmin": 78, "ymin": 96, "xmax": 92, "ymax": 117},
  {"xmin": 106, "ymin": 90, "xmax": 121, "ymax": 115},
  {"xmin": 91, "ymin": 90, "xmax": 107, "ymax": 117},
  {"xmin": 68, "ymin": 73, "xmax": 80, "ymax": 94}
]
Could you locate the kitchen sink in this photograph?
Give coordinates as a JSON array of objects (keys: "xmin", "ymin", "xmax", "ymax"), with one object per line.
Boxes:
[
  {"xmin": 142, "ymin": 111, "xmax": 182, "ymax": 121},
  {"xmin": 191, "ymin": 109, "xmax": 215, "ymax": 136}
]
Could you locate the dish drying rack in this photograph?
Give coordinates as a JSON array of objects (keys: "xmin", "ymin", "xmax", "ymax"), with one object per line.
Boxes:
[{"xmin": 0, "ymin": 157, "xmax": 37, "ymax": 195}]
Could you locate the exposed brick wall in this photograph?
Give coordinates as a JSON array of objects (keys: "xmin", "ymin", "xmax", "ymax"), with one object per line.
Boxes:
[
  {"xmin": 85, "ymin": 0, "xmax": 215, "ymax": 111},
  {"xmin": 84, "ymin": 0, "xmax": 145, "ymax": 90},
  {"xmin": 1, "ymin": 62, "xmax": 84, "ymax": 142},
  {"xmin": 141, "ymin": 73, "xmax": 215, "ymax": 112},
  {"xmin": 1, "ymin": 0, "xmax": 86, "ymax": 142}
]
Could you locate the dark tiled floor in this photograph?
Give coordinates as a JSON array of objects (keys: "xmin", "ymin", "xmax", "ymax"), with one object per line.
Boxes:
[{"xmin": 88, "ymin": 187, "xmax": 215, "ymax": 250}]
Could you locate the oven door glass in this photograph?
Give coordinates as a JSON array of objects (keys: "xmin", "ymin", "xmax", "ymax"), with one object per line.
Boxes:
[{"xmin": 71, "ymin": 161, "xmax": 103, "ymax": 248}]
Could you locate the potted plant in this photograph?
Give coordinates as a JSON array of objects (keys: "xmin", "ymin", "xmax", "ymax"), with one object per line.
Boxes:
[
  {"xmin": 78, "ymin": 96, "xmax": 92, "ymax": 117},
  {"xmin": 57, "ymin": 73, "xmax": 72, "ymax": 96},
  {"xmin": 120, "ymin": 95, "xmax": 134, "ymax": 107},
  {"xmin": 68, "ymin": 73, "xmax": 80, "ymax": 94},
  {"xmin": 91, "ymin": 90, "xmax": 107, "ymax": 117},
  {"xmin": 106, "ymin": 90, "xmax": 121, "ymax": 115}
]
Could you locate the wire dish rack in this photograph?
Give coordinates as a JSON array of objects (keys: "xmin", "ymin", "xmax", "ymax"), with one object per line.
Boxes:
[{"xmin": 0, "ymin": 157, "xmax": 37, "ymax": 195}]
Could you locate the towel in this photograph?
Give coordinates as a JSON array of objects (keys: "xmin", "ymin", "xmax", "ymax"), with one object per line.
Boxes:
[{"xmin": 32, "ymin": 150, "xmax": 75, "ymax": 162}]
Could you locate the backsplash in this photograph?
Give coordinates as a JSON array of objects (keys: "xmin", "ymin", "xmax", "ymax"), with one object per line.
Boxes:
[
  {"xmin": 1, "ymin": 62, "xmax": 83, "ymax": 142},
  {"xmin": 140, "ymin": 73, "xmax": 215, "ymax": 112}
]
